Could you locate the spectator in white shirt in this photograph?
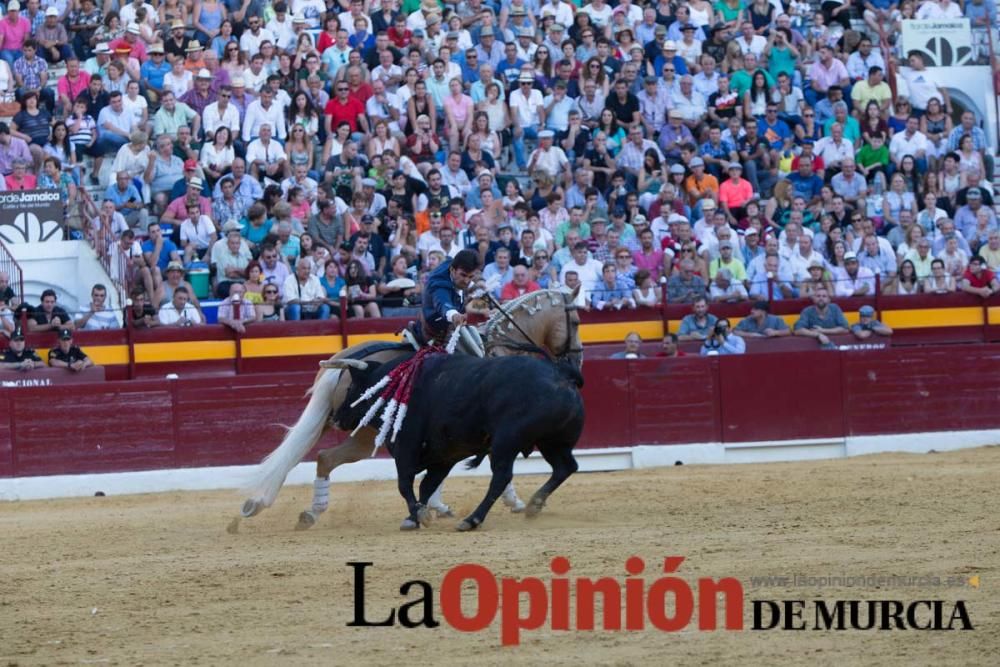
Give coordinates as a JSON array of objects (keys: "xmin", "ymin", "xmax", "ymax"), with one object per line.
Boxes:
[
  {"xmin": 889, "ymin": 115, "xmax": 929, "ymax": 172},
  {"xmin": 158, "ymin": 286, "xmax": 203, "ymax": 326},
  {"xmin": 242, "ymin": 88, "xmax": 287, "ymax": 142},
  {"xmin": 283, "ymin": 258, "xmax": 333, "ymax": 320}
]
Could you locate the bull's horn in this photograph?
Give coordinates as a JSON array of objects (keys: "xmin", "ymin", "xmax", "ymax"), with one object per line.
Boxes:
[{"xmin": 319, "ymin": 359, "xmax": 369, "ymax": 370}]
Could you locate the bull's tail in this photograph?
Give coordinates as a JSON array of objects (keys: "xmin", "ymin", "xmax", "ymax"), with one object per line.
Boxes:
[{"xmin": 241, "ymin": 368, "xmax": 342, "ymax": 510}]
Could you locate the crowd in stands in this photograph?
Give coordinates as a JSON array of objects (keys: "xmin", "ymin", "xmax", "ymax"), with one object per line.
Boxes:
[{"xmin": 0, "ymin": 0, "xmax": 997, "ymax": 334}]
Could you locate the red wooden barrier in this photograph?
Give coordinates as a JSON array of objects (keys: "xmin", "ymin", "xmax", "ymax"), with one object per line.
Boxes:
[{"xmin": 3, "ymin": 345, "xmax": 1000, "ymax": 478}]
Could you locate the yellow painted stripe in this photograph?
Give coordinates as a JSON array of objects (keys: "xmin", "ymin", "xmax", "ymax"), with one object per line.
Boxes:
[
  {"xmin": 987, "ymin": 307, "xmax": 1000, "ymax": 325},
  {"xmin": 346, "ymin": 333, "xmax": 400, "ymax": 346},
  {"xmin": 134, "ymin": 340, "xmax": 236, "ymax": 363},
  {"xmin": 882, "ymin": 307, "xmax": 983, "ymax": 329},
  {"xmin": 580, "ymin": 321, "xmax": 664, "ymax": 343},
  {"xmin": 242, "ymin": 335, "xmax": 343, "ymax": 358},
  {"xmin": 80, "ymin": 344, "xmax": 130, "ymax": 365}
]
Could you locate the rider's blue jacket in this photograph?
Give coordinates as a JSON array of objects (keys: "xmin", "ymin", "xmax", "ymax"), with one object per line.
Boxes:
[{"xmin": 421, "ymin": 259, "xmax": 465, "ymax": 340}]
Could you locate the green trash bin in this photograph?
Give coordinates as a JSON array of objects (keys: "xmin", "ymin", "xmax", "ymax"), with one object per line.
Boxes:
[{"xmin": 187, "ymin": 267, "xmax": 210, "ymax": 299}]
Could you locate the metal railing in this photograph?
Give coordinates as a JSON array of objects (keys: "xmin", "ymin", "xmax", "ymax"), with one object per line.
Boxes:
[
  {"xmin": 89, "ymin": 228, "xmax": 129, "ymax": 308},
  {"xmin": 0, "ymin": 237, "xmax": 24, "ymax": 304}
]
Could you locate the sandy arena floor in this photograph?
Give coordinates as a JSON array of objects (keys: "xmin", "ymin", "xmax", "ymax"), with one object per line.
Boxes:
[{"xmin": 2, "ymin": 447, "xmax": 998, "ymax": 666}]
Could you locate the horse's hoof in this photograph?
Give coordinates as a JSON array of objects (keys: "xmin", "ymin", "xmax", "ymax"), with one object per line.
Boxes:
[
  {"xmin": 295, "ymin": 511, "xmax": 317, "ymax": 531},
  {"xmin": 525, "ymin": 497, "xmax": 545, "ymax": 518},
  {"xmin": 429, "ymin": 502, "xmax": 453, "ymax": 518},
  {"xmin": 416, "ymin": 504, "xmax": 433, "ymax": 527},
  {"xmin": 226, "ymin": 517, "xmax": 240, "ymax": 534},
  {"xmin": 456, "ymin": 517, "xmax": 481, "ymax": 532},
  {"xmin": 400, "ymin": 518, "xmax": 420, "ymax": 531},
  {"xmin": 241, "ymin": 499, "xmax": 263, "ymax": 518},
  {"xmin": 506, "ymin": 499, "xmax": 527, "ymax": 514}
]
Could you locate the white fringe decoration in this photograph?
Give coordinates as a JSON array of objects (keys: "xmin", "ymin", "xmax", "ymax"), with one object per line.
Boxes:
[
  {"xmin": 349, "ymin": 375, "xmax": 390, "ymax": 408},
  {"xmin": 350, "ymin": 396, "xmax": 385, "ymax": 437},
  {"xmin": 446, "ymin": 325, "xmax": 463, "ymax": 354},
  {"xmin": 373, "ymin": 399, "xmax": 399, "ymax": 454},
  {"xmin": 390, "ymin": 403, "xmax": 408, "ymax": 443}
]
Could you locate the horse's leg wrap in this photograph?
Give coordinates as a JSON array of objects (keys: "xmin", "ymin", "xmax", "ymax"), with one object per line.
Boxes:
[
  {"xmin": 311, "ymin": 478, "xmax": 330, "ymax": 514},
  {"xmin": 427, "ymin": 483, "xmax": 453, "ymax": 517},
  {"xmin": 501, "ymin": 482, "xmax": 526, "ymax": 513}
]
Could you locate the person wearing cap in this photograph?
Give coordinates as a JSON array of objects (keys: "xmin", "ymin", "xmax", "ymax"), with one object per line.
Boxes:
[
  {"xmin": 35, "ymin": 6, "xmax": 70, "ymax": 63},
  {"xmin": 473, "ymin": 23, "xmax": 504, "ymax": 69},
  {"xmin": 717, "ymin": 160, "xmax": 754, "ymax": 223},
  {"xmin": 0, "ymin": 328, "xmax": 42, "ymax": 371},
  {"xmin": 734, "ymin": 301, "xmax": 790, "ymax": 339},
  {"xmin": 509, "ymin": 71, "xmax": 544, "ymax": 170},
  {"xmin": 636, "ymin": 75, "xmax": 669, "ymax": 137},
  {"xmin": 658, "ymin": 108, "xmax": 695, "ymax": 162},
  {"xmin": 160, "ymin": 174, "xmax": 212, "ymax": 236},
  {"xmin": 798, "ymin": 258, "xmax": 833, "ymax": 299},
  {"xmin": 954, "ymin": 187, "xmax": 997, "ymax": 241},
  {"xmin": 831, "ymin": 251, "xmax": 876, "ymax": 297},
  {"xmin": 162, "ymin": 18, "xmax": 192, "ymax": 62},
  {"xmin": 528, "ymin": 129, "xmax": 571, "ymax": 186},
  {"xmin": 177, "ymin": 67, "xmax": 217, "ymax": 116},
  {"xmin": 46, "ymin": 329, "xmax": 94, "ymax": 372},
  {"xmin": 0, "ymin": 2, "xmax": 30, "ymax": 68},
  {"xmin": 848, "ymin": 304, "xmax": 892, "ymax": 340},
  {"xmin": 109, "ymin": 22, "xmax": 147, "ymax": 63}
]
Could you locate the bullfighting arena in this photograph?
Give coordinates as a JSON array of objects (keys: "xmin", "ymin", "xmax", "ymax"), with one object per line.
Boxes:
[{"xmin": 3, "ymin": 447, "xmax": 998, "ymax": 665}]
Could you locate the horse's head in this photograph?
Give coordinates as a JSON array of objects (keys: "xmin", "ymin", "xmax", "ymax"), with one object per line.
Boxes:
[{"xmin": 485, "ymin": 288, "xmax": 584, "ymax": 371}]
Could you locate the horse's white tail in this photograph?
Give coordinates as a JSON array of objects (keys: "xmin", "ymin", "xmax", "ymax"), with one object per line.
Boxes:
[{"xmin": 242, "ymin": 368, "xmax": 342, "ymax": 509}]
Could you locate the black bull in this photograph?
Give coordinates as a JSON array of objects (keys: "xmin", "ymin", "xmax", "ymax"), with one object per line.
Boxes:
[{"xmin": 336, "ymin": 353, "xmax": 585, "ymax": 531}]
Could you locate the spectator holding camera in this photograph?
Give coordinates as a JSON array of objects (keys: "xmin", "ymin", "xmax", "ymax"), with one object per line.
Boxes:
[{"xmin": 700, "ymin": 318, "xmax": 746, "ymax": 356}]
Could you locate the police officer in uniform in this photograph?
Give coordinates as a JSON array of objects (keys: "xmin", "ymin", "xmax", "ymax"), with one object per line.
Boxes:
[
  {"xmin": 420, "ymin": 248, "xmax": 479, "ymax": 343},
  {"xmin": 48, "ymin": 329, "xmax": 94, "ymax": 373},
  {"xmin": 0, "ymin": 329, "xmax": 43, "ymax": 371}
]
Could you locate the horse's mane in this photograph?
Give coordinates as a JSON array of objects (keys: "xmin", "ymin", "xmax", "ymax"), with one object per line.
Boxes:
[{"xmin": 484, "ymin": 289, "xmax": 568, "ymax": 339}]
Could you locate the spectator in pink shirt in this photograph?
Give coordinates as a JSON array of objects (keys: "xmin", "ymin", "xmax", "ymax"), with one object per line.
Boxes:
[
  {"xmin": 807, "ymin": 46, "xmax": 849, "ymax": 107},
  {"xmin": 0, "ymin": 2, "xmax": 31, "ymax": 68},
  {"xmin": 57, "ymin": 58, "xmax": 91, "ymax": 117},
  {"xmin": 632, "ymin": 227, "xmax": 668, "ymax": 281}
]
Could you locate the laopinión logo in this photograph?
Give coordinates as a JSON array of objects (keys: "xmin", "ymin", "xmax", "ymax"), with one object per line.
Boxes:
[{"xmin": 346, "ymin": 557, "xmax": 974, "ymax": 645}]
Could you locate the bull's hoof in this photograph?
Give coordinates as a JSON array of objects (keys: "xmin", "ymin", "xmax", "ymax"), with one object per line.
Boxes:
[
  {"xmin": 416, "ymin": 504, "xmax": 433, "ymax": 527},
  {"xmin": 241, "ymin": 499, "xmax": 264, "ymax": 518},
  {"xmin": 226, "ymin": 517, "xmax": 240, "ymax": 534},
  {"xmin": 400, "ymin": 517, "xmax": 420, "ymax": 531},
  {"xmin": 525, "ymin": 496, "xmax": 546, "ymax": 518},
  {"xmin": 456, "ymin": 516, "xmax": 482, "ymax": 532},
  {"xmin": 295, "ymin": 510, "xmax": 317, "ymax": 530}
]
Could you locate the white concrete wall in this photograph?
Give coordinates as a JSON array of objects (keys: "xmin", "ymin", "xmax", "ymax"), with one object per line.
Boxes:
[
  {"xmin": 7, "ymin": 241, "xmax": 121, "ymax": 323},
  {"xmin": 1, "ymin": 430, "xmax": 996, "ymax": 501}
]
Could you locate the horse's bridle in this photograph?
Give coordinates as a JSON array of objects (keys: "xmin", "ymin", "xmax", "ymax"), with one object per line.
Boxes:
[{"xmin": 484, "ymin": 292, "xmax": 584, "ymax": 364}]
